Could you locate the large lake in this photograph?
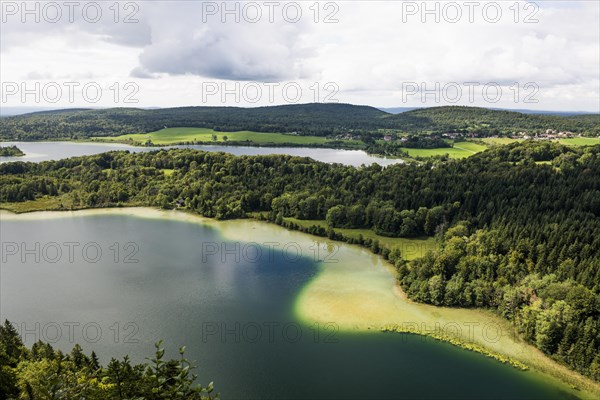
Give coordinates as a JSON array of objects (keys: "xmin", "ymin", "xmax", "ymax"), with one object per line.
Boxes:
[
  {"xmin": 0, "ymin": 210, "xmax": 581, "ymax": 399},
  {"xmin": 0, "ymin": 141, "xmax": 402, "ymax": 167}
]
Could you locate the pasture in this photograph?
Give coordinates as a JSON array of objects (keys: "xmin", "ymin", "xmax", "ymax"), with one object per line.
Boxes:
[{"xmin": 98, "ymin": 127, "xmax": 348, "ymax": 145}]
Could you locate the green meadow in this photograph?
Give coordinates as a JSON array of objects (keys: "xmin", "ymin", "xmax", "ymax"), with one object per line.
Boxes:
[
  {"xmin": 481, "ymin": 137, "xmax": 600, "ymax": 147},
  {"xmin": 283, "ymin": 217, "xmax": 437, "ymax": 260},
  {"xmin": 0, "ymin": 196, "xmax": 65, "ymax": 213},
  {"xmin": 400, "ymin": 141, "xmax": 488, "ymax": 158},
  {"xmin": 480, "ymin": 137, "xmax": 524, "ymax": 145},
  {"xmin": 97, "ymin": 127, "xmax": 352, "ymax": 146},
  {"xmin": 97, "ymin": 128, "xmax": 598, "ymax": 160},
  {"xmin": 400, "ymin": 137, "xmax": 600, "ymax": 159},
  {"xmin": 559, "ymin": 137, "xmax": 600, "ymax": 146}
]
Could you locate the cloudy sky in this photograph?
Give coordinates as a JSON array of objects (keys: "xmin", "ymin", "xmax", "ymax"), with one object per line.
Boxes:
[{"xmin": 1, "ymin": 0, "xmax": 599, "ymax": 111}]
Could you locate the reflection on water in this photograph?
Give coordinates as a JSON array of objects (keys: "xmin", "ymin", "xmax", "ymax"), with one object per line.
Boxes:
[
  {"xmin": 0, "ymin": 212, "xmax": 580, "ymax": 400},
  {"xmin": 0, "ymin": 141, "xmax": 403, "ymax": 167}
]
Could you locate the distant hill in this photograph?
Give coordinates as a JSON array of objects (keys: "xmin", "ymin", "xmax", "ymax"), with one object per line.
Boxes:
[
  {"xmin": 0, "ymin": 106, "xmax": 166, "ymax": 116},
  {"xmin": 377, "ymin": 107, "xmax": 420, "ymax": 114},
  {"xmin": 1, "ymin": 104, "xmax": 598, "ymax": 141},
  {"xmin": 378, "ymin": 106, "xmax": 597, "ymax": 116},
  {"xmin": 0, "ymin": 106, "xmax": 96, "ymax": 117},
  {"xmin": 0, "ymin": 103, "xmax": 387, "ymax": 140},
  {"xmin": 383, "ymin": 106, "xmax": 600, "ymax": 136},
  {"xmin": 491, "ymin": 108, "xmax": 597, "ymax": 116}
]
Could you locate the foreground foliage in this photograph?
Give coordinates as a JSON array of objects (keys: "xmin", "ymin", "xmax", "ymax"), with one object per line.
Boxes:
[
  {"xmin": 1, "ymin": 141, "xmax": 599, "ymax": 382},
  {"xmin": 0, "ymin": 321, "xmax": 217, "ymax": 400}
]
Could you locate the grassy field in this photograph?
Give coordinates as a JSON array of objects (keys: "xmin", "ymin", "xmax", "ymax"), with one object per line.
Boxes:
[
  {"xmin": 283, "ymin": 217, "xmax": 327, "ymax": 229},
  {"xmin": 559, "ymin": 137, "xmax": 600, "ymax": 146},
  {"xmin": 480, "ymin": 137, "xmax": 523, "ymax": 145},
  {"xmin": 96, "ymin": 127, "xmax": 352, "ymax": 146},
  {"xmin": 400, "ymin": 137, "xmax": 599, "ymax": 159},
  {"xmin": 96, "ymin": 128, "xmax": 599, "ymax": 160},
  {"xmin": 401, "ymin": 141, "xmax": 488, "ymax": 158},
  {"xmin": 0, "ymin": 196, "xmax": 67, "ymax": 213},
  {"xmin": 481, "ymin": 137, "xmax": 600, "ymax": 147},
  {"xmin": 284, "ymin": 217, "xmax": 437, "ymax": 260}
]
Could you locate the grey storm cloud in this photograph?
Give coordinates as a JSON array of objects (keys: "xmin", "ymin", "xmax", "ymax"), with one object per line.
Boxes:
[
  {"xmin": 1, "ymin": 1, "xmax": 315, "ymax": 82},
  {"xmin": 132, "ymin": 2, "xmax": 315, "ymax": 81},
  {"xmin": 130, "ymin": 66, "xmax": 157, "ymax": 80},
  {"xmin": 136, "ymin": 28, "xmax": 310, "ymax": 81}
]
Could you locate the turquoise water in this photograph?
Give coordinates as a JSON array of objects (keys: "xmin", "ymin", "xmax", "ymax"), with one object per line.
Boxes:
[{"xmin": 0, "ymin": 214, "xmax": 579, "ymax": 399}]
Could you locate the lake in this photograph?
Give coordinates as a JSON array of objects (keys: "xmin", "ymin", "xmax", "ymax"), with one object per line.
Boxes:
[
  {"xmin": 0, "ymin": 209, "xmax": 582, "ymax": 399},
  {"xmin": 0, "ymin": 141, "xmax": 402, "ymax": 167}
]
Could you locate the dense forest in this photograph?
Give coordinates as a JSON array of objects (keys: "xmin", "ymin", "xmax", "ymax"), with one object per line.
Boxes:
[
  {"xmin": 1, "ymin": 104, "xmax": 598, "ymax": 140},
  {"xmin": 0, "ymin": 321, "xmax": 217, "ymax": 399},
  {"xmin": 1, "ymin": 141, "xmax": 599, "ymax": 382},
  {"xmin": 0, "ymin": 146, "xmax": 24, "ymax": 157},
  {"xmin": 0, "ymin": 104, "xmax": 384, "ymax": 140}
]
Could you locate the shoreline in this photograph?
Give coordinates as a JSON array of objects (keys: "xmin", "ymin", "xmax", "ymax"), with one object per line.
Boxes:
[
  {"xmin": 1, "ymin": 206, "xmax": 599, "ymax": 399},
  {"xmin": 1, "ymin": 137, "xmax": 373, "ymax": 154},
  {"xmin": 0, "ymin": 140, "xmax": 407, "ymax": 164}
]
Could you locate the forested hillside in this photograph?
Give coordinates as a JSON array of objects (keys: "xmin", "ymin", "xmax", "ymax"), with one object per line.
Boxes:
[
  {"xmin": 1, "ymin": 104, "xmax": 597, "ymax": 140},
  {"xmin": 388, "ymin": 106, "xmax": 600, "ymax": 136},
  {"xmin": 0, "ymin": 104, "xmax": 386, "ymax": 140},
  {"xmin": 1, "ymin": 141, "xmax": 599, "ymax": 381}
]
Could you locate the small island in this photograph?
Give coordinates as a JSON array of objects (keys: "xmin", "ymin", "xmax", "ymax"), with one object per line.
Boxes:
[{"xmin": 0, "ymin": 145, "xmax": 25, "ymax": 157}]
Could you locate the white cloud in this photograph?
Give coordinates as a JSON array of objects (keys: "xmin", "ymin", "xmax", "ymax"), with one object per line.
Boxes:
[
  {"xmin": 134, "ymin": 1, "xmax": 315, "ymax": 81},
  {"xmin": 1, "ymin": 0, "xmax": 598, "ymax": 111}
]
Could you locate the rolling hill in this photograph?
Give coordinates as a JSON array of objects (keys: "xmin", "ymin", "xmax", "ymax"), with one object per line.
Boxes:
[
  {"xmin": 0, "ymin": 104, "xmax": 597, "ymax": 141},
  {"xmin": 385, "ymin": 106, "xmax": 600, "ymax": 136}
]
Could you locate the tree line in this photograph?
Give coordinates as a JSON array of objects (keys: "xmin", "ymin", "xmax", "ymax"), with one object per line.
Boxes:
[
  {"xmin": 397, "ymin": 135, "xmax": 451, "ymax": 149},
  {"xmin": 0, "ymin": 146, "xmax": 24, "ymax": 157}
]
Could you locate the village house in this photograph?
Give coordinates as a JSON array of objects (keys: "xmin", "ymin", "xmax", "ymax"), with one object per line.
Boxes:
[{"xmin": 442, "ymin": 132, "xmax": 458, "ymax": 139}]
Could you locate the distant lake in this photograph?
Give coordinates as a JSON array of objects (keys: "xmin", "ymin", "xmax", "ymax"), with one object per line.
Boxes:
[
  {"xmin": 0, "ymin": 210, "xmax": 580, "ymax": 399},
  {"xmin": 0, "ymin": 141, "xmax": 403, "ymax": 167}
]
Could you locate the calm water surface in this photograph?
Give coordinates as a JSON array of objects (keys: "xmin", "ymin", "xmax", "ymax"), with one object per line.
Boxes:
[
  {"xmin": 0, "ymin": 141, "xmax": 402, "ymax": 167},
  {"xmin": 0, "ymin": 214, "xmax": 579, "ymax": 399}
]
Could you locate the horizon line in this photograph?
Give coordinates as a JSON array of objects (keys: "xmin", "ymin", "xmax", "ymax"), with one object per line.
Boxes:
[{"xmin": 1, "ymin": 104, "xmax": 599, "ymax": 117}]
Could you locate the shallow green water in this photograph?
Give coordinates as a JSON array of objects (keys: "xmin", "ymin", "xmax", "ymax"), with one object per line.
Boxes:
[{"xmin": 0, "ymin": 214, "xmax": 580, "ymax": 399}]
